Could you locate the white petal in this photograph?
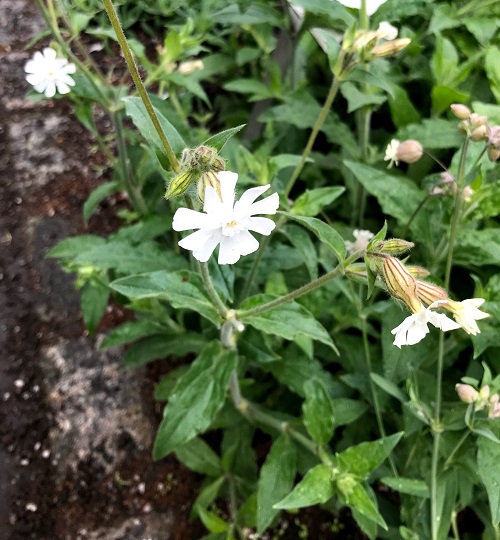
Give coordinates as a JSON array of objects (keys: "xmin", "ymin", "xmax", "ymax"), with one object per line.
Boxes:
[
  {"xmin": 428, "ymin": 312, "xmax": 461, "ymax": 332},
  {"xmin": 179, "ymin": 228, "xmax": 221, "ymax": 252},
  {"xmin": 406, "ymin": 321, "xmax": 429, "ymax": 345},
  {"xmin": 192, "ymin": 232, "xmax": 222, "ymax": 262},
  {"xmin": 218, "ymin": 235, "xmax": 241, "ymax": 265},
  {"xmin": 233, "ymin": 184, "xmax": 270, "ymax": 215},
  {"xmin": 34, "ymin": 81, "xmax": 48, "ymax": 94},
  {"xmin": 43, "ymin": 47, "xmax": 57, "ymax": 60},
  {"xmin": 246, "ymin": 217, "xmax": 276, "ymax": 236},
  {"xmin": 235, "ymin": 230, "xmax": 259, "ymax": 256},
  {"xmin": 203, "ymin": 186, "xmax": 225, "ymax": 214},
  {"xmin": 44, "ymin": 81, "xmax": 56, "ymax": 98},
  {"xmin": 59, "ymin": 74, "xmax": 76, "ymax": 86},
  {"xmin": 247, "ymin": 192, "xmax": 280, "ymax": 216},
  {"xmin": 218, "ymin": 171, "xmax": 238, "ymax": 208},
  {"xmin": 26, "ymin": 73, "xmax": 45, "ymax": 86},
  {"xmin": 24, "ymin": 59, "xmax": 41, "ymax": 74},
  {"xmin": 463, "ymin": 298, "xmax": 485, "ymax": 308},
  {"xmin": 56, "ymin": 81, "xmax": 71, "ymax": 95},
  {"xmin": 172, "ymin": 207, "xmax": 218, "ymax": 232},
  {"xmin": 65, "ymin": 62, "xmax": 77, "ymax": 74}
]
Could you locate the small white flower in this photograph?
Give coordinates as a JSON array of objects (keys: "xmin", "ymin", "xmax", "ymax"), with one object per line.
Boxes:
[
  {"xmin": 345, "ymin": 229, "xmax": 374, "ymax": 254},
  {"xmin": 172, "ymin": 171, "xmax": 279, "ymax": 265},
  {"xmin": 433, "ymin": 298, "xmax": 490, "ymax": 336},
  {"xmin": 24, "ymin": 47, "xmax": 76, "ymax": 98},
  {"xmin": 336, "ymin": 0, "xmax": 388, "ymax": 16},
  {"xmin": 377, "ymin": 21, "xmax": 398, "ymax": 41},
  {"xmin": 391, "ymin": 305, "xmax": 461, "ymax": 348},
  {"xmin": 384, "ymin": 139, "xmax": 400, "ymax": 168}
]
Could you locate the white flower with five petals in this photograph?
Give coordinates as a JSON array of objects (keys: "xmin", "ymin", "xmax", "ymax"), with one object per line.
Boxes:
[
  {"xmin": 431, "ymin": 298, "xmax": 490, "ymax": 335},
  {"xmin": 172, "ymin": 171, "xmax": 279, "ymax": 265},
  {"xmin": 391, "ymin": 305, "xmax": 461, "ymax": 348},
  {"xmin": 25, "ymin": 48, "xmax": 76, "ymax": 98}
]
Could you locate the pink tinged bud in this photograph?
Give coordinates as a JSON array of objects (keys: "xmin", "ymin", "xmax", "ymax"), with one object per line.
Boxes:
[
  {"xmin": 455, "ymin": 383, "xmax": 479, "ymax": 404},
  {"xmin": 461, "ymin": 186, "xmax": 474, "ymax": 202},
  {"xmin": 440, "ymin": 172, "xmax": 455, "ymax": 185},
  {"xmin": 382, "ymin": 256, "xmax": 421, "ymax": 313},
  {"xmin": 469, "ymin": 113, "xmax": 487, "ymax": 127},
  {"xmin": 415, "ymin": 280, "xmax": 448, "ymax": 307},
  {"xmin": 450, "ymin": 104, "xmax": 471, "ymax": 120},
  {"xmin": 488, "ymin": 146, "xmax": 500, "ymax": 162},
  {"xmin": 479, "ymin": 385, "xmax": 491, "ymax": 401},
  {"xmin": 396, "ymin": 140, "xmax": 424, "ymax": 164},
  {"xmin": 488, "ymin": 402, "xmax": 500, "ymax": 419},
  {"xmin": 470, "ymin": 124, "xmax": 488, "ymax": 142}
]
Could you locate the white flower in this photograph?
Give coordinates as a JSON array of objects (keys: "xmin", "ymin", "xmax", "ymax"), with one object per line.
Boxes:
[
  {"xmin": 346, "ymin": 229, "xmax": 374, "ymax": 254},
  {"xmin": 377, "ymin": 21, "xmax": 398, "ymax": 41},
  {"xmin": 384, "ymin": 139, "xmax": 400, "ymax": 168},
  {"xmin": 172, "ymin": 171, "xmax": 279, "ymax": 265},
  {"xmin": 391, "ymin": 305, "xmax": 461, "ymax": 348},
  {"xmin": 24, "ymin": 47, "xmax": 76, "ymax": 98},
  {"xmin": 433, "ymin": 298, "xmax": 490, "ymax": 336},
  {"xmin": 336, "ymin": 0, "xmax": 388, "ymax": 16}
]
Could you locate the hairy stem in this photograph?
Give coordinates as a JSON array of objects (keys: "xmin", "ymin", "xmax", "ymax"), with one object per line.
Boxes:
[{"xmin": 199, "ymin": 262, "xmax": 229, "ymax": 318}]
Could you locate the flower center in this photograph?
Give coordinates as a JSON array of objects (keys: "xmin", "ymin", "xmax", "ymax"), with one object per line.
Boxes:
[{"xmin": 222, "ymin": 219, "xmax": 242, "ymax": 237}]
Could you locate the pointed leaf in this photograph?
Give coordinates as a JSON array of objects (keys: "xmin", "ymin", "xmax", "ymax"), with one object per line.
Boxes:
[
  {"xmin": 303, "ymin": 379, "xmax": 335, "ymax": 446},
  {"xmin": 342, "ymin": 484, "xmax": 387, "ymax": 529},
  {"xmin": 203, "ymin": 125, "xmax": 245, "ymax": 152}
]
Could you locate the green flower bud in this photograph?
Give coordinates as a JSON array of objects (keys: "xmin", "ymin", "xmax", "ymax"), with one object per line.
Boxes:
[
  {"xmin": 164, "ymin": 170, "xmax": 195, "ymax": 200},
  {"xmin": 372, "ymin": 238, "xmax": 414, "ymax": 255},
  {"xmin": 383, "ymin": 256, "xmax": 421, "ymax": 313}
]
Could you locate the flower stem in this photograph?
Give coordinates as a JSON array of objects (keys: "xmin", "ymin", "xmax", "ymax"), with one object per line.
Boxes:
[
  {"xmin": 199, "ymin": 262, "xmax": 229, "ymax": 319},
  {"xmin": 237, "ymin": 265, "xmax": 344, "ymax": 318},
  {"xmin": 403, "ymin": 194, "xmax": 431, "ymax": 236},
  {"xmin": 102, "ymin": 0, "xmax": 180, "ymax": 173},
  {"xmin": 284, "ymin": 73, "xmax": 344, "ymax": 197},
  {"xmin": 444, "ymin": 431, "xmax": 471, "ymax": 470},
  {"xmin": 430, "ymin": 137, "xmax": 470, "ymax": 540}
]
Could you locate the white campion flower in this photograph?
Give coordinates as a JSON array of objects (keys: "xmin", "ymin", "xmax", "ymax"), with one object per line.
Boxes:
[
  {"xmin": 377, "ymin": 21, "xmax": 398, "ymax": 41},
  {"xmin": 336, "ymin": 0, "xmax": 388, "ymax": 16},
  {"xmin": 391, "ymin": 305, "xmax": 461, "ymax": 348},
  {"xmin": 346, "ymin": 229, "xmax": 374, "ymax": 254},
  {"xmin": 432, "ymin": 298, "xmax": 490, "ymax": 335},
  {"xmin": 172, "ymin": 171, "xmax": 279, "ymax": 265},
  {"xmin": 384, "ymin": 139, "xmax": 400, "ymax": 168},
  {"xmin": 24, "ymin": 47, "xmax": 76, "ymax": 98}
]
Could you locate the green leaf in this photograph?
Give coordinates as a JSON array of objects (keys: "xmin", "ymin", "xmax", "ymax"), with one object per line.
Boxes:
[
  {"xmin": 342, "ymin": 484, "xmax": 387, "ymax": 529},
  {"xmin": 46, "ymin": 235, "xmax": 106, "ymax": 259},
  {"xmin": 397, "ymin": 118, "xmax": 463, "ymax": 149},
  {"xmin": 124, "ymin": 333, "xmax": 207, "ymax": 369},
  {"xmin": 431, "ymin": 85, "xmax": 469, "ymax": 116},
  {"xmin": 344, "ymin": 161, "xmax": 424, "ymax": 225},
  {"xmin": 380, "ymin": 477, "xmax": 430, "ymax": 498},
  {"xmin": 202, "ymin": 125, "xmax": 245, "ymax": 152},
  {"xmin": 154, "ymin": 365, "xmax": 190, "ymax": 400},
  {"xmin": 175, "ymin": 437, "xmax": 222, "ymax": 477},
  {"xmin": 283, "ymin": 225, "xmax": 317, "ymax": 281},
  {"xmin": 83, "ymin": 181, "xmax": 120, "ymax": 223},
  {"xmin": 73, "ymin": 241, "xmax": 186, "ymax": 274},
  {"xmin": 336, "ymin": 433, "xmax": 403, "ymax": 479},
  {"xmin": 257, "ymin": 435, "xmax": 297, "ymax": 533},
  {"xmin": 239, "ymin": 294, "xmax": 337, "ymax": 353},
  {"xmin": 331, "ymin": 399, "xmax": 368, "ymax": 427},
  {"xmin": 485, "ymin": 46, "xmax": 500, "ymax": 103},
  {"xmin": 289, "ymin": 0, "xmax": 355, "ymax": 25},
  {"xmin": 303, "ymin": 379, "xmax": 335, "ymax": 446},
  {"xmin": 473, "ymin": 101, "xmax": 500, "ymax": 125},
  {"xmin": 273, "ymin": 464, "xmax": 334, "ymax": 510},
  {"xmin": 281, "ymin": 212, "xmax": 346, "ymax": 262},
  {"xmin": 431, "ymin": 36, "xmax": 458, "ymax": 87},
  {"xmin": 192, "ymin": 477, "xmax": 226, "ymax": 516},
  {"xmin": 198, "ymin": 507, "xmax": 230, "ymax": 533},
  {"xmin": 455, "ymin": 229, "xmax": 500, "ymax": 266},
  {"xmin": 224, "ymin": 79, "xmax": 272, "ymax": 98},
  {"xmin": 388, "ymin": 86, "xmax": 421, "ymax": 128},
  {"xmin": 122, "ymin": 96, "xmax": 186, "ymax": 170},
  {"xmin": 110, "ymin": 270, "xmax": 220, "ymax": 325},
  {"xmin": 291, "ymin": 187, "xmax": 345, "ymax": 217},
  {"xmin": 341, "ymin": 81, "xmax": 387, "ymax": 113},
  {"xmin": 370, "ymin": 373, "xmax": 407, "ymax": 403},
  {"xmin": 81, "ymin": 279, "xmax": 109, "ymax": 334},
  {"xmin": 153, "ymin": 342, "xmax": 237, "ymax": 459},
  {"xmin": 347, "ymin": 68, "xmax": 396, "ymax": 99},
  {"xmin": 100, "ymin": 319, "xmax": 165, "ymax": 348}
]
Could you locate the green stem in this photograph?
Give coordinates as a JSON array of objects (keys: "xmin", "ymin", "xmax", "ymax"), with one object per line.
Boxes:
[
  {"xmin": 430, "ymin": 137, "xmax": 470, "ymax": 540},
  {"xmin": 199, "ymin": 262, "xmax": 229, "ymax": 318},
  {"xmin": 102, "ymin": 0, "xmax": 180, "ymax": 173},
  {"xmin": 113, "ymin": 111, "xmax": 148, "ymax": 214},
  {"xmin": 403, "ymin": 194, "xmax": 431, "ymax": 236},
  {"xmin": 284, "ymin": 73, "xmax": 344, "ymax": 197},
  {"xmin": 444, "ymin": 431, "xmax": 471, "ymax": 470},
  {"xmin": 451, "ymin": 511, "xmax": 460, "ymax": 540},
  {"xmin": 237, "ymin": 264, "xmax": 344, "ymax": 318}
]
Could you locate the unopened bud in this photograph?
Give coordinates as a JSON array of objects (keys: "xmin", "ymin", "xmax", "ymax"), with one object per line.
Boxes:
[
  {"xmin": 406, "ymin": 266, "xmax": 430, "ymax": 278},
  {"xmin": 197, "ymin": 171, "xmax": 222, "ymax": 202},
  {"xmin": 372, "ymin": 38, "xmax": 411, "ymax": 57},
  {"xmin": 450, "ymin": 104, "xmax": 471, "ymax": 120},
  {"xmin": 488, "ymin": 146, "xmax": 500, "ymax": 161},
  {"xmin": 455, "ymin": 383, "xmax": 478, "ymax": 404},
  {"xmin": 372, "ymin": 238, "xmax": 414, "ymax": 255},
  {"xmin": 461, "ymin": 186, "xmax": 473, "ymax": 202},
  {"xmin": 479, "ymin": 385, "xmax": 491, "ymax": 401},
  {"xmin": 415, "ymin": 279, "xmax": 448, "ymax": 306},
  {"xmin": 165, "ymin": 170, "xmax": 195, "ymax": 200},
  {"xmin": 345, "ymin": 263, "xmax": 368, "ymax": 284},
  {"xmin": 177, "ymin": 59, "xmax": 204, "ymax": 75},
  {"xmin": 382, "ymin": 256, "xmax": 421, "ymax": 312},
  {"xmin": 470, "ymin": 124, "xmax": 488, "ymax": 142},
  {"xmin": 396, "ymin": 139, "xmax": 424, "ymax": 164},
  {"xmin": 469, "ymin": 113, "xmax": 487, "ymax": 128}
]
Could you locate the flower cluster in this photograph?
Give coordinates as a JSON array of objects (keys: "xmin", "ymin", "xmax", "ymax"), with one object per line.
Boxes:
[
  {"xmin": 172, "ymin": 171, "xmax": 279, "ymax": 265},
  {"xmin": 25, "ymin": 47, "xmax": 76, "ymax": 98},
  {"xmin": 456, "ymin": 384, "xmax": 500, "ymax": 419}
]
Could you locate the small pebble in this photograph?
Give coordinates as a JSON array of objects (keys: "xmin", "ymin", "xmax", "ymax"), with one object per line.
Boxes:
[{"xmin": 26, "ymin": 503, "xmax": 37, "ymax": 512}]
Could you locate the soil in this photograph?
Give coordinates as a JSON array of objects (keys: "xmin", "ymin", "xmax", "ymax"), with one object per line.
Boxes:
[{"xmin": 0, "ymin": 2, "xmax": 366, "ymax": 539}]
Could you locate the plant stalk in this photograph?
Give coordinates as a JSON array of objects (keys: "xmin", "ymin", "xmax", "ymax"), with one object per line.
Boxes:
[{"xmin": 199, "ymin": 262, "xmax": 229, "ymax": 318}]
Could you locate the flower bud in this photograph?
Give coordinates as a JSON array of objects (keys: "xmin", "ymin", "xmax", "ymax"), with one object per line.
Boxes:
[
  {"xmin": 177, "ymin": 59, "xmax": 204, "ymax": 75},
  {"xmin": 469, "ymin": 113, "xmax": 487, "ymax": 128},
  {"xmin": 197, "ymin": 171, "xmax": 222, "ymax": 202},
  {"xmin": 164, "ymin": 169, "xmax": 195, "ymax": 200},
  {"xmin": 382, "ymin": 256, "xmax": 421, "ymax": 313},
  {"xmin": 479, "ymin": 385, "xmax": 491, "ymax": 401},
  {"xmin": 415, "ymin": 279, "xmax": 448, "ymax": 306},
  {"xmin": 406, "ymin": 266, "xmax": 430, "ymax": 278},
  {"xmin": 470, "ymin": 124, "xmax": 488, "ymax": 142},
  {"xmin": 345, "ymin": 263, "xmax": 368, "ymax": 284},
  {"xmin": 372, "ymin": 38, "xmax": 411, "ymax": 57},
  {"xmin": 461, "ymin": 186, "xmax": 473, "ymax": 202},
  {"xmin": 396, "ymin": 140, "xmax": 424, "ymax": 164},
  {"xmin": 371, "ymin": 238, "xmax": 414, "ymax": 255},
  {"xmin": 450, "ymin": 104, "xmax": 471, "ymax": 120},
  {"xmin": 488, "ymin": 146, "xmax": 500, "ymax": 162},
  {"xmin": 455, "ymin": 383, "xmax": 478, "ymax": 404}
]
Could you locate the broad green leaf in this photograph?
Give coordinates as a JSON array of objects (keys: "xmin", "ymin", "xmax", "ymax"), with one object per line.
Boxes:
[
  {"xmin": 83, "ymin": 181, "xmax": 120, "ymax": 223},
  {"xmin": 289, "ymin": 0, "xmax": 355, "ymax": 25},
  {"xmin": 100, "ymin": 319, "xmax": 165, "ymax": 348},
  {"xmin": 81, "ymin": 279, "xmax": 109, "ymax": 334},
  {"xmin": 202, "ymin": 125, "xmax": 245, "ymax": 152},
  {"xmin": 281, "ymin": 212, "xmax": 346, "ymax": 262},
  {"xmin": 154, "ymin": 365, "xmax": 190, "ymax": 400},
  {"xmin": 110, "ymin": 270, "xmax": 220, "ymax": 325},
  {"xmin": 291, "ymin": 187, "xmax": 345, "ymax": 217},
  {"xmin": 341, "ymin": 81, "xmax": 386, "ymax": 113},
  {"xmin": 283, "ymin": 225, "xmax": 318, "ymax": 280},
  {"xmin": 464, "ymin": 17, "xmax": 499, "ymax": 46},
  {"xmin": 348, "ymin": 68, "xmax": 395, "ymax": 99},
  {"xmin": 192, "ymin": 477, "xmax": 226, "ymax": 516},
  {"xmin": 473, "ymin": 102, "xmax": 500, "ymax": 125},
  {"xmin": 431, "ymin": 36, "xmax": 458, "ymax": 87},
  {"xmin": 342, "ymin": 484, "xmax": 387, "ymax": 529},
  {"xmin": 124, "ymin": 333, "xmax": 207, "ymax": 369},
  {"xmin": 175, "ymin": 437, "xmax": 222, "ymax": 477},
  {"xmin": 331, "ymin": 398, "xmax": 368, "ymax": 427},
  {"xmin": 239, "ymin": 294, "xmax": 338, "ymax": 352},
  {"xmin": 303, "ymin": 379, "xmax": 335, "ymax": 446},
  {"xmin": 388, "ymin": 86, "xmax": 421, "ymax": 129},
  {"xmin": 471, "ymin": 322, "xmax": 500, "ymax": 359},
  {"xmin": 111, "ymin": 215, "xmax": 171, "ymax": 244},
  {"xmin": 46, "ymin": 235, "xmax": 105, "ymax": 259},
  {"xmin": 224, "ymin": 79, "xmax": 271, "ymax": 98},
  {"xmin": 153, "ymin": 342, "xmax": 237, "ymax": 459},
  {"xmin": 198, "ymin": 507, "xmax": 230, "ymax": 533},
  {"xmin": 273, "ymin": 464, "xmax": 334, "ymax": 510},
  {"xmin": 485, "ymin": 46, "xmax": 500, "ymax": 103},
  {"xmin": 455, "ymin": 229, "xmax": 500, "ymax": 266},
  {"xmin": 380, "ymin": 477, "xmax": 430, "ymax": 498},
  {"xmin": 431, "ymin": 86, "xmax": 469, "ymax": 116},
  {"xmin": 122, "ymin": 96, "xmax": 186, "ymax": 170},
  {"xmin": 336, "ymin": 433, "xmax": 403, "ymax": 479},
  {"xmin": 397, "ymin": 118, "xmax": 463, "ymax": 149},
  {"xmin": 211, "ymin": 3, "xmax": 283, "ymax": 26},
  {"xmin": 370, "ymin": 373, "xmax": 407, "ymax": 402},
  {"xmin": 73, "ymin": 241, "xmax": 186, "ymax": 274},
  {"xmin": 344, "ymin": 161, "xmax": 424, "ymax": 225},
  {"xmin": 257, "ymin": 435, "xmax": 297, "ymax": 533}
]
